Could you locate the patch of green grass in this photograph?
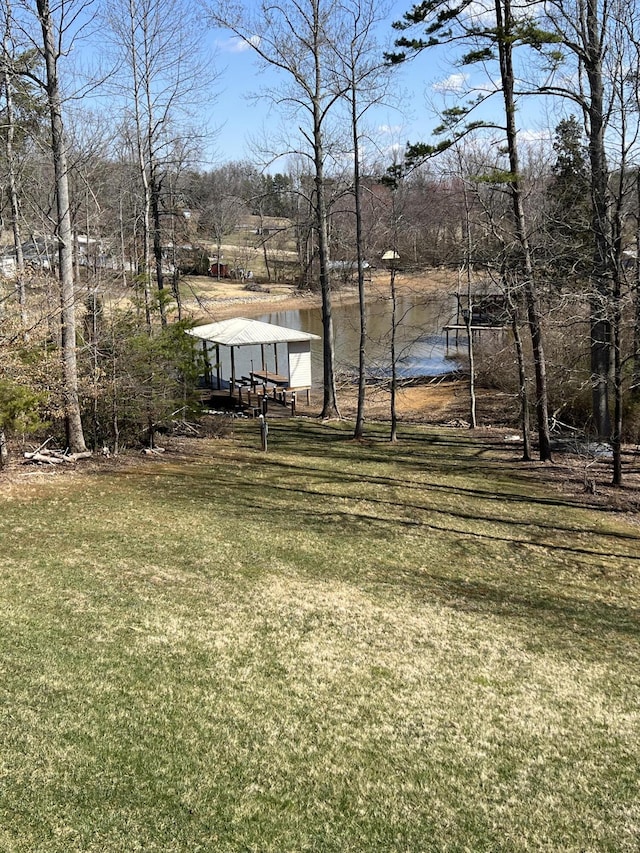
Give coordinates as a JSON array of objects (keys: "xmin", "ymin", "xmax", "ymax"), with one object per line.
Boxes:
[{"xmin": 0, "ymin": 420, "xmax": 639, "ymax": 851}]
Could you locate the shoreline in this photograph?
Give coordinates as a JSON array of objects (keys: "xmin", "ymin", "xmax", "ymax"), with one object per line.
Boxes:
[
  {"xmin": 183, "ymin": 268, "xmax": 479, "ymax": 426},
  {"xmin": 183, "ymin": 269, "xmax": 457, "ymax": 323}
]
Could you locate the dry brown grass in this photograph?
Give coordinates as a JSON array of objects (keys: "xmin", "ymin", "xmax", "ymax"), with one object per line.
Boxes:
[
  {"xmin": 2, "ymin": 418, "xmax": 640, "ymax": 852},
  {"xmin": 180, "ymin": 268, "xmax": 455, "ymax": 322}
]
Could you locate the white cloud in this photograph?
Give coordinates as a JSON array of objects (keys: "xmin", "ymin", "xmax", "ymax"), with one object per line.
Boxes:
[
  {"xmin": 387, "ymin": 141, "xmax": 404, "ymax": 155},
  {"xmin": 519, "ymin": 128, "xmax": 552, "ymax": 144},
  {"xmin": 378, "ymin": 124, "xmax": 403, "ymax": 135},
  {"xmin": 225, "ymin": 34, "xmax": 261, "ymax": 53},
  {"xmin": 463, "ymin": 0, "xmax": 496, "ymax": 25},
  {"xmin": 432, "ymin": 73, "xmax": 469, "ymax": 94}
]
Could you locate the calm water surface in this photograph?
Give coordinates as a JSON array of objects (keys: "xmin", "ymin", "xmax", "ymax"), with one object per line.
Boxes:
[{"xmin": 211, "ymin": 291, "xmax": 464, "ymax": 386}]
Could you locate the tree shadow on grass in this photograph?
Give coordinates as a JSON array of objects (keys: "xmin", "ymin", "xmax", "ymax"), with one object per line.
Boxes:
[
  {"xmin": 409, "ymin": 571, "xmax": 640, "ymax": 654},
  {"xmin": 265, "ymin": 421, "xmax": 610, "ymax": 506},
  {"xmin": 127, "ymin": 458, "xmax": 640, "ymax": 573},
  {"xmin": 176, "ymin": 472, "xmax": 640, "ymax": 654},
  {"xmin": 252, "ymin": 490, "xmax": 640, "ymax": 562},
  {"xmin": 216, "ymin": 433, "xmax": 640, "ymax": 548},
  {"xmin": 255, "ymin": 478, "xmax": 640, "ymax": 551},
  {"xmin": 124, "ymin": 430, "xmax": 640, "ymax": 558},
  {"xmin": 94, "ymin": 463, "xmax": 640, "ymax": 657},
  {"xmin": 255, "ymin": 451, "xmax": 601, "ymax": 510}
]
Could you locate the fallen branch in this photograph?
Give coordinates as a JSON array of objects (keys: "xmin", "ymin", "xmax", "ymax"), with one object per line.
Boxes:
[
  {"xmin": 30, "ymin": 436, "xmax": 55, "ymax": 455},
  {"xmin": 66, "ymin": 450, "xmax": 93, "ymax": 462},
  {"xmin": 23, "ymin": 445, "xmax": 93, "ymax": 465},
  {"xmin": 23, "ymin": 451, "xmax": 67, "ymax": 464}
]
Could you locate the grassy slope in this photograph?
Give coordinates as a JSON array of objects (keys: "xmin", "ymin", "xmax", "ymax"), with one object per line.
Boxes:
[{"xmin": 0, "ymin": 420, "xmax": 638, "ymax": 852}]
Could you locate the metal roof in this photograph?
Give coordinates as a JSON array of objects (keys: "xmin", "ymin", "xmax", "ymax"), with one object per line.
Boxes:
[{"xmin": 187, "ymin": 317, "xmax": 320, "ymax": 347}]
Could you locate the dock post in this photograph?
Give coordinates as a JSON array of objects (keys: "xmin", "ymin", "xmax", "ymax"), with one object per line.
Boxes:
[{"xmin": 259, "ymin": 414, "xmax": 268, "ymax": 452}]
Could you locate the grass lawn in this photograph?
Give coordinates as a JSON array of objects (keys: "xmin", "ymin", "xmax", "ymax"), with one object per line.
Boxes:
[{"xmin": 1, "ymin": 419, "xmax": 638, "ymax": 852}]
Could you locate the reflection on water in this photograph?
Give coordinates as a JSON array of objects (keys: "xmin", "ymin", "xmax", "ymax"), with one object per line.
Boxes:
[
  {"xmin": 258, "ymin": 291, "xmax": 464, "ymax": 383},
  {"xmin": 208, "ymin": 291, "xmax": 464, "ymax": 387}
]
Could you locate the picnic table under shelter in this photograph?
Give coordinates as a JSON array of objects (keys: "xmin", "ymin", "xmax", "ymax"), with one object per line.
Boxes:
[{"xmin": 187, "ymin": 317, "xmax": 320, "ymax": 409}]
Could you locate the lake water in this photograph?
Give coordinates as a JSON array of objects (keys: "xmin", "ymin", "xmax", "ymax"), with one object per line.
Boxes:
[{"xmin": 211, "ymin": 291, "xmax": 465, "ymax": 386}]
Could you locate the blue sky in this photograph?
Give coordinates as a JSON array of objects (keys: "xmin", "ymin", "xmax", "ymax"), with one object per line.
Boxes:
[
  {"xmin": 47, "ymin": 0, "xmax": 559, "ymax": 173},
  {"xmin": 204, "ymin": 0, "xmax": 556, "ymax": 171},
  {"xmin": 206, "ymin": 0, "xmax": 451, "ymax": 168},
  {"xmin": 9, "ymin": 0, "xmax": 561, "ymax": 174}
]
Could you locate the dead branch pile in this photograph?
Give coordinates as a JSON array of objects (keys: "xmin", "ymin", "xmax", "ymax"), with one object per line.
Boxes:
[{"xmin": 23, "ymin": 438, "xmax": 93, "ymax": 465}]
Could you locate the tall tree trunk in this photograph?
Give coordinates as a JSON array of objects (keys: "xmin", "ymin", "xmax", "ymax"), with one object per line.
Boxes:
[
  {"xmin": 508, "ymin": 284, "xmax": 532, "ymax": 462},
  {"xmin": 496, "ymin": 0, "xmax": 551, "ymax": 461},
  {"xmin": 463, "ymin": 292, "xmax": 477, "ymax": 429},
  {"xmin": 37, "ymin": 0, "xmax": 87, "ymax": 453},
  {"xmin": 459, "ymin": 174, "xmax": 476, "ymax": 429},
  {"xmin": 633, "ymin": 173, "xmax": 640, "ymax": 395},
  {"xmin": 150, "ymin": 161, "xmax": 167, "ymax": 325},
  {"xmin": 351, "ymin": 80, "xmax": 367, "ymax": 439},
  {"xmin": 258, "ymin": 209, "xmax": 272, "ymax": 281},
  {"xmin": 585, "ymin": 0, "xmax": 612, "ymax": 440},
  {"xmin": 313, "ymin": 113, "xmax": 339, "ymax": 418},
  {"xmin": 127, "ymin": 0, "xmax": 152, "ymax": 330},
  {"xmin": 2, "ymin": 2, "xmax": 28, "ymax": 336},
  {"xmin": 611, "ymin": 264, "xmax": 623, "ymax": 485},
  {"xmin": 167, "ymin": 178, "xmax": 182, "ymax": 320},
  {"xmin": 609, "ymin": 129, "xmax": 627, "ymax": 486},
  {"xmin": 0, "ymin": 430, "xmax": 7, "ymax": 468}
]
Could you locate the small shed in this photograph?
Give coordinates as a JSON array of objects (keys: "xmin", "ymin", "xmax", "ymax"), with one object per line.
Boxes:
[
  {"xmin": 208, "ymin": 262, "xmax": 229, "ymax": 278},
  {"xmin": 187, "ymin": 317, "xmax": 320, "ymax": 401}
]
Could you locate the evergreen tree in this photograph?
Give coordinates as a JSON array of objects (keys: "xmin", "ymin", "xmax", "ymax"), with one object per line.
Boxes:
[{"xmin": 543, "ymin": 115, "xmax": 591, "ymax": 285}]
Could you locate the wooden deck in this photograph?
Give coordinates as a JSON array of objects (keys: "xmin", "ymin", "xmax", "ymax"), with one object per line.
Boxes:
[{"xmin": 197, "ymin": 387, "xmax": 301, "ymax": 418}]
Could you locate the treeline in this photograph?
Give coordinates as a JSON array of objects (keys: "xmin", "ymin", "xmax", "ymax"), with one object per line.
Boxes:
[{"xmin": 2, "ymin": 0, "xmax": 640, "ymax": 486}]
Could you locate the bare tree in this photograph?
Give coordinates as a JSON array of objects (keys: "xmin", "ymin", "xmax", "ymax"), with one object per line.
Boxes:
[
  {"xmin": 104, "ymin": 0, "xmax": 211, "ymax": 327},
  {"xmin": 1, "ymin": 0, "xmax": 28, "ymax": 333},
  {"xmin": 16, "ymin": 0, "xmax": 91, "ymax": 452},
  {"xmin": 541, "ymin": 0, "xmax": 640, "ymax": 481},
  {"xmin": 440, "ymin": 139, "xmax": 535, "ymax": 455},
  {"xmin": 390, "ymin": 0, "xmax": 553, "ymax": 459},
  {"xmin": 444, "ymin": 143, "xmax": 480, "ymax": 430},
  {"xmin": 493, "ymin": 0, "xmax": 551, "ymax": 460},
  {"xmin": 540, "ymin": 0, "xmax": 614, "ymax": 442},
  {"xmin": 328, "ymin": 0, "xmax": 394, "ymax": 438},
  {"xmin": 206, "ymin": 0, "xmax": 349, "ymax": 418}
]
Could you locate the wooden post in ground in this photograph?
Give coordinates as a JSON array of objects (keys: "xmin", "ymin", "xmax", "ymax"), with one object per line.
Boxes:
[{"xmin": 259, "ymin": 414, "xmax": 268, "ymax": 452}]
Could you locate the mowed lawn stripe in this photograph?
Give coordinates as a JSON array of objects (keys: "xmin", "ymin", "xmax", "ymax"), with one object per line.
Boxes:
[{"xmin": 0, "ymin": 420, "xmax": 638, "ymax": 851}]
